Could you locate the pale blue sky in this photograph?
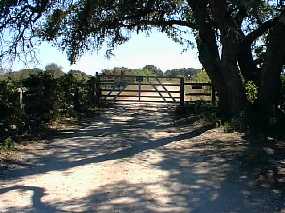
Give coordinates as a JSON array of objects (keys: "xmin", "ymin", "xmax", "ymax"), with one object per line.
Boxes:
[{"xmin": 13, "ymin": 30, "xmax": 201, "ymax": 75}]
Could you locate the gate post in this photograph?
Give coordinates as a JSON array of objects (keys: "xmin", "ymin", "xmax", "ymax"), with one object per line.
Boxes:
[
  {"xmin": 138, "ymin": 81, "xmax": 141, "ymax": 102},
  {"xmin": 95, "ymin": 72, "xmax": 101, "ymax": 107},
  {"xmin": 180, "ymin": 77, "xmax": 184, "ymax": 106}
]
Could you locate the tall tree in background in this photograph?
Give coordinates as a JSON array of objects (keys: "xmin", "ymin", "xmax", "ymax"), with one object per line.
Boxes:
[
  {"xmin": 45, "ymin": 63, "xmax": 65, "ymax": 78},
  {"xmin": 142, "ymin": 65, "xmax": 163, "ymax": 76},
  {"xmin": 0, "ymin": 0, "xmax": 284, "ymax": 132}
]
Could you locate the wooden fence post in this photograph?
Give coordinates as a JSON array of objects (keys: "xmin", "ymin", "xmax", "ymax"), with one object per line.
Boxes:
[
  {"xmin": 17, "ymin": 88, "xmax": 24, "ymax": 110},
  {"xmin": 95, "ymin": 72, "xmax": 101, "ymax": 106},
  {"xmin": 138, "ymin": 81, "xmax": 141, "ymax": 102},
  {"xmin": 211, "ymin": 83, "xmax": 216, "ymax": 105},
  {"xmin": 180, "ymin": 77, "xmax": 184, "ymax": 106}
]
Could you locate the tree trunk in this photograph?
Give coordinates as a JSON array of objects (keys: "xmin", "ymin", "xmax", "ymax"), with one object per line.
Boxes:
[
  {"xmin": 237, "ymin": 40, "xmax": 259, "ymax": 83},
  {"xmin": 197, "ymin": 33, "xmax": 246, "ymax": 117},
  {"xmin": 190, "ymin": 0, "xmax": 246, "ymax": 118},
  {"xmin": 259, "ymin": 14, "xmax": 285, "ymax": 130},
  {"xmin": 220, "ymin": 33, "xmax": 246, "ymax": 115},
  {"xmin": 196, "ymin": 32, "xmax": 229, "ymax": 117}
]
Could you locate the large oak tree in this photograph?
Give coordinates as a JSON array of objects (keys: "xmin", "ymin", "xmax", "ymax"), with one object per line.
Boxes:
[{"xmin": 1, "ymin": 0, "xmax": 284, "ymax": 131}]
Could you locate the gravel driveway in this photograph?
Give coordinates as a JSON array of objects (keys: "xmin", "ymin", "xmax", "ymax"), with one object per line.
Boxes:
[{"xmin": 0, "ymin": 103, "xmax": 284, "ymax": 212}]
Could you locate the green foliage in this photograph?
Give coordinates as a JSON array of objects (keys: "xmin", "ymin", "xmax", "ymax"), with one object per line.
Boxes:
[
  {"xmin": 200, "ymin": 111, "xmax": 219, "ymax": 125},
  {"xmin": 0, "ymin": 80, "xmax": 24, "ymax": 141},
  {"xmin": 192, "ymin": 69, "xmax": 210, "ymax": 82},
  {"xmin": 39, "ymin": 0, "xmax": 189, "ymax": 63},
  {"xmin": 22, "ymin": 72, "xmax": 59, "ymax": 132},
  {"xmin": 102, "ymin": 66, "xmax": 163, "ymax": 77},
  {"xmin": 222, "ymin": 111, "xmax": 248, "ymax": 133},
  {"xmin": 142, "ymin": 65, "xmax": 163, "ymax": 76},
  {"xmin": 68, "ymin": 70, "xmax": 89, "ymax": 81},
  {"xmin": 0, "ymin": 0, "xmax": 277, "ymax": 65},
  {"xmin": 0, "ymin": 137, "xmax": 15, "ymax": 150},
  {"xmin": 245, "ymin": 81, "xmax": 259, "ymax": 104},
  {"xmin": 45, "ymin": 63, "xmax": 65, "ymax": 78},
  {"xmin": 0, "ymin": 63, "xmax": 65, "ymax": 81},
  {"xmin": 223, "ymin": 121, "xmax": 234, "ymax": 133},
  {"xmin": 4, "ymin": 68, "xmax": 43, "ymax": 81},
  {"xmin": 45, "ymin": 63, "xmax": 62, "ymax": 72},
  {"xmin": 183, "ymin": 101, "xmax": 248, "ymax": 133},
  {"xmin": 0, "ymin": 67, "xmax": 97, "ymax": 139},
  {"xmin": 164, "ymin": 68, "xmax": 200, "ymax": 78},
  {"xmin": 180, "ymin": 101, "xmax": 219, "ymax": 125}
]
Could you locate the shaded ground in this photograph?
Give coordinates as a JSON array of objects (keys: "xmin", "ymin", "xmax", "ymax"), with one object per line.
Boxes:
[{"xmin": 0, "ymin": 103, "xmax": 284, "ymax": 212}]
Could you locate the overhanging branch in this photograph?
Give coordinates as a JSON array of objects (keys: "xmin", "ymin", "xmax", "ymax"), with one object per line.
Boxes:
[
  {"xmin": 115, "ymin": 19, "xmax": 197, "ymax": 30},
  {"xmin": 137, "ymin": 19, "xmax": 196, "ymax": 29},
  {"xmin": 245, "ymin": 18, "xmax": 278, "ymax": 45}
]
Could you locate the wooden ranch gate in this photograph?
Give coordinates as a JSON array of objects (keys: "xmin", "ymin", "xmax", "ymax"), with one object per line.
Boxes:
[{"xmin": 94, "ymin": 73, "xmax": 216, "ymax": 106}]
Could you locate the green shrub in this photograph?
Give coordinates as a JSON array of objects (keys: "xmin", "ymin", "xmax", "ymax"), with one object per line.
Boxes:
[
  {"xmin": 0, "ymin": 137, "xmax": 15, "ymax": 150},
  {"xmin": 245, "ymin": 81, "xmax": 258, "ymax": 104},
  {"xmin": 0, "ymin": 70, "xmax": 98, "ymax": 139},
  {"xmin": 0, "ymin": 80, "xmax": 24, "ymax": 140},
  {"xmin": 223, "ymin": 111, "xmax": 248, "ymax": 133},
  {"xmin": 192, "ymin": 69, "xmax": 210, "ymax": 82},
  {"xmin": 223, "ymin": 121, "xmax": 234, "ymax": 133},
  {"xmin": 200, "ymin": 111, "xmax": 219, "ymax": 125},
  {"xmin": 22, "ymin": 73, "xmax": 59, "ymax": 133}
]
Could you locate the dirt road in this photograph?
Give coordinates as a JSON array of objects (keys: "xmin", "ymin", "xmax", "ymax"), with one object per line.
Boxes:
[{"xmin": 0, "ymin": 103, "xmax": 284, "ymax": 212}]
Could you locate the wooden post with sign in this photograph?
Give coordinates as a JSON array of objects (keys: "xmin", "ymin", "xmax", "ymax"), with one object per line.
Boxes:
[{"xmin": 95, "ymin": 72, "xmax": 101, "ymax": 106}]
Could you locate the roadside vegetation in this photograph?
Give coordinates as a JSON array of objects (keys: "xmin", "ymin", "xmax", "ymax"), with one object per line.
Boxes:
[{"xmin": 0, "ymin": 65, "xmax": 98, "ymax": 149}]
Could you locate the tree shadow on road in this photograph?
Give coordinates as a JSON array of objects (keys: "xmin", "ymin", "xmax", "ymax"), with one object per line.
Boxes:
[
  {"xmin": 57, "ymin": 138, "xmax": 285, "ymax": 212},
  {"xmin": 1, "ymin": 103, "xmax": 285, "ymax": 212},
  {"xmin": 0, "ymin": 185, "xmax": 66, "ymax": 212}
]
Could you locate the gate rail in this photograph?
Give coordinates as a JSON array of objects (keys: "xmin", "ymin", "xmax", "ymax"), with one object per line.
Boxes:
[{"xmin": 94, "ymin": 73, "xmax": 216, "ymax": 106}]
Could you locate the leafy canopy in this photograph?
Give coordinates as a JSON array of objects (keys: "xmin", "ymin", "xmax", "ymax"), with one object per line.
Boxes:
[{"xmin": 0, "ymin": 0, "xmax": 280, "ymax": 64}]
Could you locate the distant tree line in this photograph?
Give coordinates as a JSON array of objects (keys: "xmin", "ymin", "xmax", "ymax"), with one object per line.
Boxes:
[
  {"xmin": 164, "ymin": 68, "xmax": 200, "ymax": 78},
  {"xmin": 101, "ymin": 65, "xmax": 203, "ymax": 79}
]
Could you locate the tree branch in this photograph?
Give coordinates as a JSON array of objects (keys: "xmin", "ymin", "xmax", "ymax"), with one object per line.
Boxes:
[
  {"xmin": 97, "ymin": 18, "xmax": 196, "ymax": 31},
  {"xmin": 245, "ymin": 18, "xmax": 278, "ymax": 45},
  {"xmin": 135, "ymin": 19, "xmax": 196, "ymax": 29}
]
